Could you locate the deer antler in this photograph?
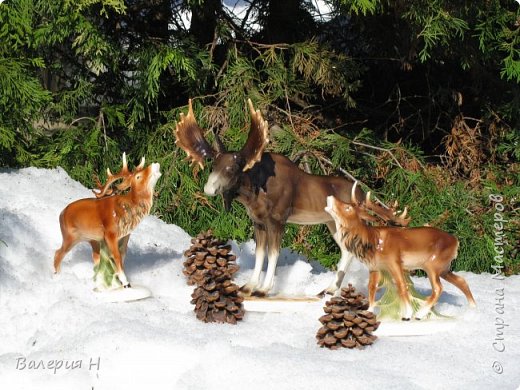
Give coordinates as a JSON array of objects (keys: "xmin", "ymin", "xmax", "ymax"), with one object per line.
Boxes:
[
  {"xmin": 174, "ymin": 99, "xmax": 216, "ymax": 170},
  {"xmin": 349, "ymin": 181, "xmax": 410, "ymax": 226},
  {"xmin": 240, "ymin": 99, "xmax": 269, "ymax": 171},
  {"xmin": 350, "ymin": 181, "xmax": 379, "ymax": 223},
  {"xmin": 92, "ymin": 153, "xmax": 133, "ymax": 198},
  {"xmin": 135, "ymin": 156, "xmax": 145, "ymax": 171},
  {"xmin": 363, "ymin": 191, "xmax": 410, "ymax": 226}
]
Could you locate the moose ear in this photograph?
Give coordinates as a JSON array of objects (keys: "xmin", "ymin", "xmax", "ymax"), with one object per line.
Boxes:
[
  {"xmin": 240, "ymin": 99, "xmax": 269, "ymax": 171},
  {"xmin": 174, "ymin": 99, "xmax": 216, "ymax": 170}
]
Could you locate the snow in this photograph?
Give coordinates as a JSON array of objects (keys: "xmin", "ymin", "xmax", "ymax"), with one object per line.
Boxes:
[{"xmin": 0, "ymin": 167, "xmax": 519, "ymax": 390}]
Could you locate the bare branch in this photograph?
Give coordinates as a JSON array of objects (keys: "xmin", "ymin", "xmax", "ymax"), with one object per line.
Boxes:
[{"xmin": 351, "ymin": 140, "xmax": 404, "ymax": 170}]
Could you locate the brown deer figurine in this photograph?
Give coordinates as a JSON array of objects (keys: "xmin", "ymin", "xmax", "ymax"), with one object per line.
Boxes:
[
  {"xmin": 324, "ymin": 183, "xmax": 476, "ymax": 320},
  {"xmin": 175, "ymin": 99, "xmax": 404, "ymax": 297},
  {"xmin": 53, "ymin": 153, "xmax": 161, "ymax": 287}
]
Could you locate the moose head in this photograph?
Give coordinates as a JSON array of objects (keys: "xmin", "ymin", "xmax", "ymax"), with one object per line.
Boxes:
[{"xmin": 175, "ymin": 99, "xmax": 269, "ymax": 210}]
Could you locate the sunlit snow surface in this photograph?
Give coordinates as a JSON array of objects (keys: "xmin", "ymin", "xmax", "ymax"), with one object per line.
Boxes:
[{"xmin": 0, "ymin": 167, "xmax": 519, "ymax": 389}]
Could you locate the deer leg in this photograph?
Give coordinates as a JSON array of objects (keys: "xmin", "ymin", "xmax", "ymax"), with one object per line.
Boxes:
[
  {"xmin": 253, "ymin": 223, "xmax": 282, "ymax": 297},
  {"xmin": 415, "ymin": 270, "xmax": 443, "ymax": 320},
  {"xmin": 240, "ymin": 224, "xmax": 267, "ymax": 295},
  {"xmin": 119, "ymin": 234, "xmax": 131, "ymax": 265},
  {"xmin": 105, "ymin": 233, "xmax": 130, "ymax": 288},
  {"xmin": 53, "ymin": 236, "xmax": 77, "ymax": 274},
  {"xmin": 442, "ymin": 271, "xmax": 477, "ymax": 307},
  {"xmin": 320, "ymin": 249, "xmax": 353, "ymax": 297},
  {"xmin": 368, "ymin": 270, "xmax": 381, "ymax": 312},
  {"xmin": 90, "ymin": 240, "xmax": 101, "ymax": 267},
  {"xmin": 387, "ymin": 263, "xmax": 413, "ymax": 320},
  {"xmin": 319, "ymin": 222, "xmax": 354, "ymax": 296}
]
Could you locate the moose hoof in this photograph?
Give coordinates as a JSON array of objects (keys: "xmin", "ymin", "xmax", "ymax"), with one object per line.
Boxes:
[
  {"xmin": 123, "ymin": 283, "xmax": 132, "ymax": 289},
  {"xmin": 239, "ymin": 285, "xmax": 252, "ymax": 296},
  {"xmin": 401, "ymin": 317, "xmax": 411, "ymax": 321},
  {"xmin": 317, "ymin": 287, "xmax": 337, "ymax": 298}
]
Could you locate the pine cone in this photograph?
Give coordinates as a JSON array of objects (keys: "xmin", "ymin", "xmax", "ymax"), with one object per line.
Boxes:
[
  {"xmin": 183, "ymin": 230, "xmax": 238, "ymax": 286},
  {"xmin": 316, "ymin": 284, "xmax": 380, "ymax": 349},
  {"xmin": 190, "ymin": 268, "xmax": 245, "ymax": 324}
]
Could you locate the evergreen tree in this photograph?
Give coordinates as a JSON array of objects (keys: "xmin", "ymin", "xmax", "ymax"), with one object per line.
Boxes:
[{"xmin": 0, "ymin": 0, "xmax": 517, "ymax": 273}]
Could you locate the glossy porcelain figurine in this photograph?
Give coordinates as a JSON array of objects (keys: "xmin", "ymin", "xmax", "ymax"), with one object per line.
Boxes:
[
  {"xmin": 54, "ymin": 153, "xmax": 161, "ymax": 288},
  {"xmin": 325, "ymin": 183, "xmax": 476, "ymax": 320}
]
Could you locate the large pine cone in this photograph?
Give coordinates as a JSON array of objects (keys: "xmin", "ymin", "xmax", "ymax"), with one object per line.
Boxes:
[
  {"xmin": 183, "ymin": 230, "xmax": 239, "ymax": 286},
  {"xmin": 190, "ymin": 269, "xmax": 245, "ymax": 324},
  {"xmin": 316, "ymin": 284, "xmax": 380, "ymax": 349}
]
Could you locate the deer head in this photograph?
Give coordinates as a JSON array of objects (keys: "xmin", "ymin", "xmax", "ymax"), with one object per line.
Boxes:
[
  {"xmin": 175, "ymin": 99, "xmax": 269, "ymax": 209},
  {"xmin": 325, "ymin": 181, "xmax": 410, "ymax": 228},
  {"xmin": 325, "ymin": 191, "xmax": 365, "ymax": 231},
  {"xmin": 93, "ymin": 153, "xmax": 161, "ymax": 199}
]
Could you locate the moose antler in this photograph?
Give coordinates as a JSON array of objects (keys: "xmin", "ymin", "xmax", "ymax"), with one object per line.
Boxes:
[
  {"xmin": 241, "ymin": 99, "xmax": 269, "ymax": 171},
  {"xmin": 93, "ymin": 153, "xmax": 133, "ymax": 198},
  {"xmin": 174, "ymin": 99, "xmax": 216, "ymax": 170}
]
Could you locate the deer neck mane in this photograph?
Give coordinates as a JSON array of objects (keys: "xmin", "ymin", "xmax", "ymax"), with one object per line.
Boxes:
[
  {"xmin": 117, "ymin": 192, "xmax": 153, "ymax": 238},
  {"xmin": 339, "ymin": 218, "xmax": 379, "ymax": 263}
]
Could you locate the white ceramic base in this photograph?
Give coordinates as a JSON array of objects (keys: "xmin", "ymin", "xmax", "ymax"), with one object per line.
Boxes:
[
  {"xmin": 242, "ymin": 295, "xmax": 325, "ymax": 313},
  {"xmin": 374, "ymin": 318, "xmax": 457, "ymax": 337},
  {"xmin": 94, "ymin": 284, "xmax": 152, "ymax": 303}
]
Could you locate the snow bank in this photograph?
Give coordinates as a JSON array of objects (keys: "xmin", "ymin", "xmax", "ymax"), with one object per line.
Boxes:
[{"xmin": 0, "ymin": 167, "xmax": 519, "ymax": 389}]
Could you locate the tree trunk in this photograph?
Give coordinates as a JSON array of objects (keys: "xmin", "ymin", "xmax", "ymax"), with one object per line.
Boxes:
[{"xmin": 190, "ymin": 0, "xmax": 222, "ymax": 45}]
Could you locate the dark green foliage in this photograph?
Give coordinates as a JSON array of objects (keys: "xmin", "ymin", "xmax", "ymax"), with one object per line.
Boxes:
[
  {"xmin": 1, "ymin": 0, "xmax": 518, "ymax": 274},
  {"xmin": 382, "ymin": 168, "xmax": 493, "ymax": 273}
]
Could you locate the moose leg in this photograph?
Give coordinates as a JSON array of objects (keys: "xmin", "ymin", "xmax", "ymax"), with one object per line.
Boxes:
[
  {"xmin": 253, "ymin": 223, "xmax": 283, "ymax": 297},
  {"xmin": 415, "ymin": 270, "xmax": 443, "ymax": 320},
  {"xmin": 240, "ymin": 224, "xmax": 267, "ymax": 295},
  {"xmin": 367, "ymin": 270, "xmax": 381, "ymax": 311},
  {"xmin": 442, "ymin": 271, "xmax": 477, "ymax": 307},
  {"xmin": 105, "ymin": 233, "xmax": 130, "ymax": 288},
  {"xmin": 319, "ymin": 222, "xmax": 354, "ymax": 296}
]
